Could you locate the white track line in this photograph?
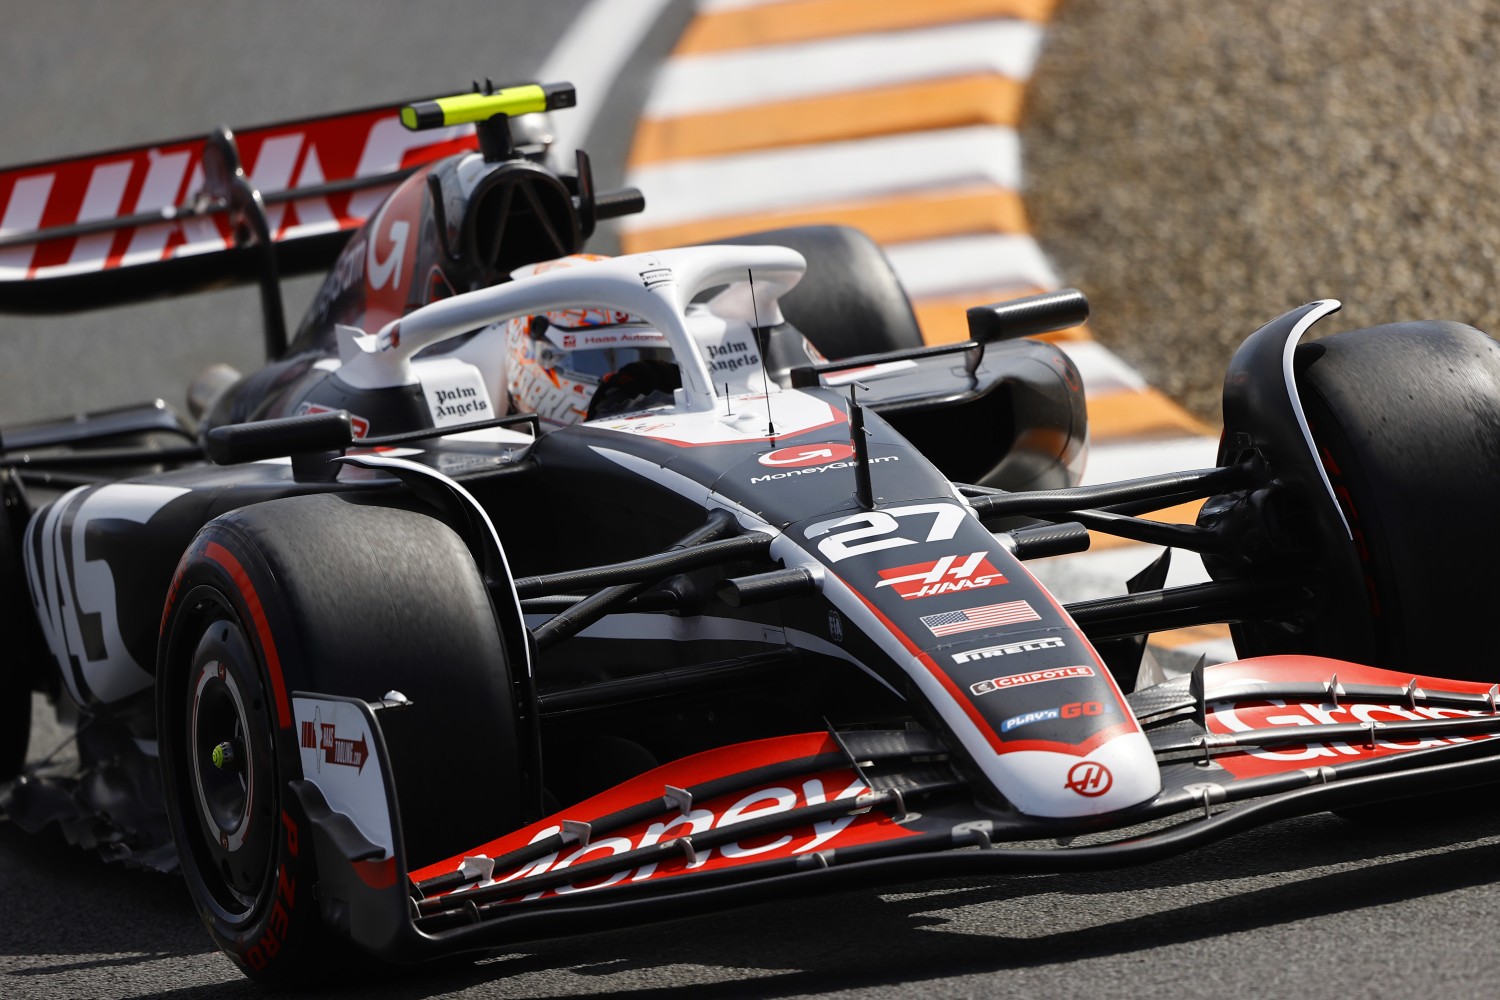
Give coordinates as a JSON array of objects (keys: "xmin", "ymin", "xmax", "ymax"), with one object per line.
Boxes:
[{"xmin": 644, "ymin": 19, "xmax": 1044, "ymax": 117}]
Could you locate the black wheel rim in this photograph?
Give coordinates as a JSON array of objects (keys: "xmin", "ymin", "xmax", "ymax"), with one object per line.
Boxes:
[{"xmin": 179, "ymin": 604, "xmax": 277, "ymax": 921}]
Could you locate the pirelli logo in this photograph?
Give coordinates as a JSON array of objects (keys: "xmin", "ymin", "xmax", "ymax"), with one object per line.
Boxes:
[
  {"xmin": 971, "ymin": 665, "xmax": 1095, "ymax": 697},
  {"xmin": 951, "ymin": 635, "xmax": 1066, "ymax": 664}
]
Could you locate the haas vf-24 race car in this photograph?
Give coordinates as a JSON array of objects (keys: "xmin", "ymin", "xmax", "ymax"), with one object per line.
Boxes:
[{"xmin": 3, "ymin": 84, "xmax": 1500, "ymax": 985}]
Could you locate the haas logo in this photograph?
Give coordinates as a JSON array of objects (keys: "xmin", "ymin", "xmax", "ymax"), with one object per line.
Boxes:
[
  {"xmin": 876, "ymin": 551, "xmax": 1007, "ymax": 600},
  {"xmin": 1065, "ymin": 761, "xmax": 1112, "ymax": 797}
]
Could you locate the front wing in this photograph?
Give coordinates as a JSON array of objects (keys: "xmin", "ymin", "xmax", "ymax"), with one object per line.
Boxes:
[{"xmin": 288, "ymin": 656, "xmax": 1500, "ymax": 963}]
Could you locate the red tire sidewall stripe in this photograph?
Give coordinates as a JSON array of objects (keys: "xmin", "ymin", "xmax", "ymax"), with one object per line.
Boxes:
[{"xmin": 203, "ymin": 540, "xmax": 293, "ymax": 730}]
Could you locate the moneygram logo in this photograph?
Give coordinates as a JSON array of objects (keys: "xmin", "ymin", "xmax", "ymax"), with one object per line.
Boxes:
[
  {"xmin": 758, "ymin": 444, "xmax": 855, "ymax": 468},
  {"xmin": 751, "ymin": 449, "xmax": 898, "ymax": 484},
  {"xmin": 474, "ymin": 774, "xmax": 872, "ymax": 900},
  {"xmin": 875, "ymin": 551, "xmax": 1007, "ymax": 600}
]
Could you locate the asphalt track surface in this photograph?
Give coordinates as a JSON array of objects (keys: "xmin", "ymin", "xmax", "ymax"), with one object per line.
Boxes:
[{"xmin": 5, "ymin": 3, "xmax": 1500, "ymax": 998}]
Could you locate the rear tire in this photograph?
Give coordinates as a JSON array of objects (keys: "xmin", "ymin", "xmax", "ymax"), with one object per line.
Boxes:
[
  {"xmin": 714, "ymin": 225, "xmax": 924, "ymax": 358},
  {"xmin": 1269, "ymin": 322, "xmax": 1500, "ymax": 679},
  {"xmin": 158, "ymin": 494, "xmax": 525, "ymax": 984},
  {"xmin": 1, "ymin": 472, "xmax": 34, "ymax": 782}
]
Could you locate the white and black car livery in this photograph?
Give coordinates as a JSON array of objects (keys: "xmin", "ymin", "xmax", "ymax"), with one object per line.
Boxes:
[{"xmin": 3, "ymin": 84, "xmax": 1500, "ymax": 987}]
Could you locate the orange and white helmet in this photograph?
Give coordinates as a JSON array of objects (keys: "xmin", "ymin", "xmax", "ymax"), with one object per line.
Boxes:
[{"xmin": 504, "ymin": 255, "xmax": 676, "ymax": 426}]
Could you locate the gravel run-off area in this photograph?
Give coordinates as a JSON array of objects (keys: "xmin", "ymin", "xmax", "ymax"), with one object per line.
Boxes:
[{"xmin": 1023, "ymin": 0, "xmax": 1500, "ymax": 421}]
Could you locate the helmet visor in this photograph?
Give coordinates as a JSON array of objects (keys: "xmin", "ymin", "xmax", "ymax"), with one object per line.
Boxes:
[{"xmin": 554, "ymin": 344, "xmax": 676, "ymax": 382}]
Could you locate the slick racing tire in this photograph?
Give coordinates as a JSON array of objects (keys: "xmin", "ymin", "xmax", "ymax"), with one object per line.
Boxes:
[
  {"xmin": 158, "ymin": 494, "xmax": 525, "ymax": 985},
  {"xmin": 1286, "ymin": 322, "xmax": 1500, "ymax": 680},
  {"xmin": 714, "ymin": 225, "xmax": 924, "ymax": 357},
  {"xmin": 1, "ymin": 472, "xmax": 36, "ymax": 781}
]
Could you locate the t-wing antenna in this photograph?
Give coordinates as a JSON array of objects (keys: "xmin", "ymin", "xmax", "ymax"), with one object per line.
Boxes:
[{"xmin": 401, "ymin": 81, "xmax": 577, "ymax": 163}]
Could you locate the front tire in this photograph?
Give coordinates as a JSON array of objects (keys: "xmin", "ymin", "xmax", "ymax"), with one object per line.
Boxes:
[
  {"xmin": 159, "ymin": 494, "xmax": 526, "ymax": 984},
  {"xmin": 163, "ymin": 593, "xmax": 324, "ymax": 983},
  {"xmin": 1236, "ymin": 322, "xmax": 1500, "ymax": 679}
]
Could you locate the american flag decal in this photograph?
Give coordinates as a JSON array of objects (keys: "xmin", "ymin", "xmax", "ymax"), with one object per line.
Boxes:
[{"xmin": 920, "ymin": 600, "xmax": 1040, "ymax": 637}]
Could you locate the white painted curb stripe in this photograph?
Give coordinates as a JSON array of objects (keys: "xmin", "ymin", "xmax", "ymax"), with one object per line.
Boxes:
[
  {"xmin": 1084, "ymin": 436, "xmax": 1221, "ymax": 486},
  {"xmin": 536, "ymin": 0, "xmax": 682, "ymax": 163},
  {"xmin": 697, "ymin": 0, "xmax": 805, "ymax": 11},
  {"xmin": 884, "ymin": 233, "xmax": 1058, "ymax": 300},
  {"xmin": 1056, "ymin": 340, "xmax": 1150, "ymax": 395},
  {"xmin": 625, "ymin": 125, "xmax": 1022, "ymax": 229},
  {"xmin": 626, "ymin": 1, "xmax": 1236, "ymax": 666},
  {"xmin": 644, "ymin": 19, "xmax": 1044, "ymax": 117},
  {"xmin": 1031, "ymin": 545, "xmax": 1214, "ymax": 598}
]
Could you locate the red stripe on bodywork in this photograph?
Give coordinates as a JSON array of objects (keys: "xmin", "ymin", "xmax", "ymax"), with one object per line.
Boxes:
[
  {"xmin": 635, "ymin": 412, "xmax": 847, "ymax": 449},
  {"xmin": 203, "ymin": 540, "xmax": 292, "ymax": 729},
  {"xmin": 990, "ymin": 719, "xmax": 1139, "ymax": 757},
  {"xmin": 841, "ymin": 571, "xmax": 1141, "ymax": 757},
  {"xmin": 1029, "ymin": 581, "xmax": 1143, "ymax": 740},
  {"xmin": 840, "ymin": 576, "xmax": 1008, "ymax": 753}
]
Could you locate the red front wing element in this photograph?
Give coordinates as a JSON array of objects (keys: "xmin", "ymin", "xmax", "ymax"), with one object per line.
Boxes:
[
  {"xmin": 410, "ymin": 733, "xmax": 919, "ymax": 902},
  {"xmin": 1205, "ymin": 656, "xmax": 1500, "ymax": 780}
]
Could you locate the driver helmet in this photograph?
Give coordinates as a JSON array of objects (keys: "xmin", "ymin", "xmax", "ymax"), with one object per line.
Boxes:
[{"xmin": 505, "ymin": 255, "xmax": 678, "ymax": 426}]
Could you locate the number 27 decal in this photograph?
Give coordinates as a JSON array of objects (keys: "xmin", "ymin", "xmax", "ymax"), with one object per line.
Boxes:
[{"xmin": 803, "ymin": 503, "xmax": 967, "ymax": 562}]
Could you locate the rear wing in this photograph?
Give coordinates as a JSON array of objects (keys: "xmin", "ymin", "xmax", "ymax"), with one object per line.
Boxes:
[{"xmin": 0, "ymin": 98, "xmax": 478, "ymax": 317}]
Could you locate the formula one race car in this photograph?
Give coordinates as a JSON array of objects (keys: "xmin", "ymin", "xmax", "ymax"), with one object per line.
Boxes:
[{"xmin": 3, "ymin": 83, "xmax": 1500, "ymax": 986}]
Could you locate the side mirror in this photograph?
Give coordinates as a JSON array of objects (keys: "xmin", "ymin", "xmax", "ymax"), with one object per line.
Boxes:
[
  {"xmin": 966, "ymin": 288, "xmax": 1089, "ymax": 343},
  {"xmin": 205, "ymin": 409, "xmax": 353, "ymax": 472}
]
